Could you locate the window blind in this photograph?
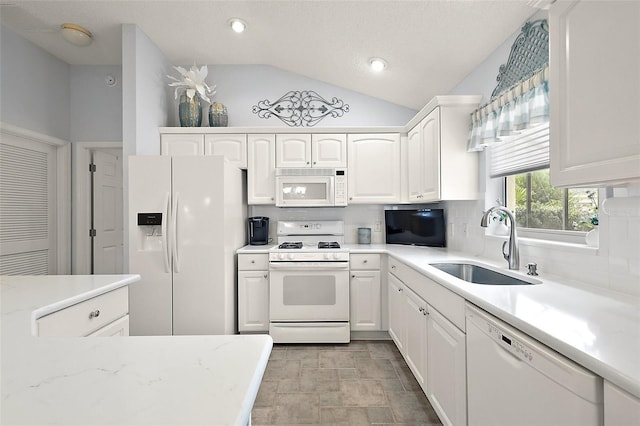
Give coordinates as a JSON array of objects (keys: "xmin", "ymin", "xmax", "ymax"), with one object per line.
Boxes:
[{"xmin": 488, "ymin": 122, "xmax": 549, "ymax": 178}]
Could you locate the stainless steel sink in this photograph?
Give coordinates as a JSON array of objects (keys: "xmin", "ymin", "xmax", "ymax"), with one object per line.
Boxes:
[{"xmin": 430, "ymin": 262, "xmax": 539, "ymax": 285}]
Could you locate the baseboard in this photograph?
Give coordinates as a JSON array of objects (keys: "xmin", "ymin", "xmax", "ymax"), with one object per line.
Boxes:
[{"xmin": 350, "ymin": 330, "xmax": 392, "ymax": 341}]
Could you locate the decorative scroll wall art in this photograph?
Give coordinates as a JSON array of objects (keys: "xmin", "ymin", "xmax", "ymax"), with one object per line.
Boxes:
[{"xmin": 252, "ymin": 90, "xmax": 350, "ymax": 127}]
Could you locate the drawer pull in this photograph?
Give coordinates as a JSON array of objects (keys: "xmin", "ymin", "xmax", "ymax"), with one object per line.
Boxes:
[
  {"xmin": 363, "ymin": 259, "xmax": 368, "ymax": 263},
  {"xmin": 89, "ymin": 310, "xmax": 100, "ymax": 319},
  {"xmin": 251, "ymin": 260, "xmax": 255, "ymax": 264}
]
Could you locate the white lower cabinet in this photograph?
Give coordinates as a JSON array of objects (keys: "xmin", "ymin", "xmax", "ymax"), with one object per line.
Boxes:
[
  {"xmin": 350, "ymin": 254, "xmax": 381, "ymax": 331},
  {"xmin": 36, "ymin": 287, "xmax": 129, "ymax": 337},
  {"xmin": 388, "ymin": 257, "xmax": 467, "ymax": 426},
  {"xmin": 238, "ymin": 254, "xmax": 269, "ymax": 333},
  {"xmin": 604, "ymin": 381, "xmax": 640, "ymax": 426},
  {"xmin": 387, "ymin": 273, "xmax": 405, "ymax": 352},
  {"xmin": 403, "ymin": 285, "xmax": 428, "ymax": 389},
  {"xmin": 426, "ymin": 306, "xmax": 466, "ymax": 426}
]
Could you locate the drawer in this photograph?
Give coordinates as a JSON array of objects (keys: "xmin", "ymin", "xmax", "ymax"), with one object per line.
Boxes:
[
  {"xmin": 238, "ymin": 253, "xmax": 269, "ymax": 270},
  {"xmin": 350, "ymin": 253, "xmax": 381, "ymax": 270},
  {"xmin": 37, "ymin": 287, "xmax": 129, "ymax": 337}
]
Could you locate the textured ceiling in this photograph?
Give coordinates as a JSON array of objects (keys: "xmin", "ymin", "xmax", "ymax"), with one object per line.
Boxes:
[{"xmin": 0, "ymin": 1, "xmax": 538, "ymax": 110}]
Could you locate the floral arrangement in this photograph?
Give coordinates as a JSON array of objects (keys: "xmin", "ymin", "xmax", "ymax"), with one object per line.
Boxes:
[{"xmin": 167, "ymin": 63, "xmax": 216, "ymax": 103}]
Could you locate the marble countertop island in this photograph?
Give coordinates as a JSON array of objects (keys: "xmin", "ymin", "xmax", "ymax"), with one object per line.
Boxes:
[{"xmin": 1, "ymin": 275, "xmax": 273, "ymax": 425}]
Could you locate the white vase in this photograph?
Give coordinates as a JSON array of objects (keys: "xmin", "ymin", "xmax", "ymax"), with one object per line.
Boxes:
[
  {"xmin": 585, "ymin": 227, "xmax": 599, "ymax": 247},
  {"xmin": 488, "ymin": 220, "xmax": 509, "ymax": 236}
]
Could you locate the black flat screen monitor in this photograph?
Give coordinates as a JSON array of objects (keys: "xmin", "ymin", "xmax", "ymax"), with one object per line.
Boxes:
[{"xmin": 385, "ymin": 209, "xmax": 446, "ymax": 247}]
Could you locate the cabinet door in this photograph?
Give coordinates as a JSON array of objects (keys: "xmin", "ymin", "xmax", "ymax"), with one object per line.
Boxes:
[
  {"xmin": 160, "ymin": 134, "xmax": 204, "ymax": 156},
  {"xmin": 426, "ymin": 306, "xmax": 467, "ymax": 426},
  {"xmin": 604, "ymin": 381, "xmax": 640, "ymax": 426},
  {"xmin": 420, "ymin": 108, "xmax": 441, "ymax": 201},
  {"xmin": 276, "ymin": 134, "xmax": 311, "ymax": 167},
  {"xmin": 204, "ymin": 134, "xmax": 247, "ymax": 168},
  {"xmin": 312, "ymin": 134, "xmax": 347, "ymax": 167},
  {"xmin": 87, "ymin": 315, "xmax": 130, "ymax": 337},
  {"xmin": 238, "ymin": 271, "xmax": 270, "ymax": 332},
  {"xmin": 403, "ymin": 285, "xmax": 427, "ymax": 390},
  {"xmin": 549, "ymin": 1, "xmax": 640, "ymax": 186},
  {"xmin": 347, "ymin": 134, "xmax": 401, "ymax": 204},
  {"xmin": 407, "ymin": 125, "xmax": 423, "ymax": 201},
  {"xmin": 248, "ymin": 134, "xmax": 276, "ymax": 204},
  {"xmin": 387, "ymin": 273, "xmax": 405, "ymax": 352},
  {"xmin": 350, "ymin": 270, "xmax": 381, "ymax": 331}
]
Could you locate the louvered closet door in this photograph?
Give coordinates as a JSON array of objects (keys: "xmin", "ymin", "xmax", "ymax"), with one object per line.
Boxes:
[{"xmin": 0, "ymin": 134, "xmax": 56, "ymax": 275}]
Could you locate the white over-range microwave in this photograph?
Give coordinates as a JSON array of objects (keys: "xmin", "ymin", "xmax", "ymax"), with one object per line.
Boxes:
[{"xmin": 275, "ymin": 168, "xmax": 347, "ymax": 207}]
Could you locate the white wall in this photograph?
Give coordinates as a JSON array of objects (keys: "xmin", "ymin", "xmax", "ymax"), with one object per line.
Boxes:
[
  {"xmin": 122, "ymin": 24, "xmax": 174, "ymax": 272},
  {"xmin": 0, "ymin": 25, "xmax": 70, "ymax": 140},
  {"xmin": 168, "ymin": 64, "xmax": 416, "ymax": 128},
  {"xmin": 70, "ymin": 66, "xmax": 123, "ymax": 142}
]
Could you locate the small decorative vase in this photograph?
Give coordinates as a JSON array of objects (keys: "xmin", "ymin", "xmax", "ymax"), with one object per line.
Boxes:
[
  {"xmin": 209, "ymin": 102, "xmax": 228, "ymax": 127},
  {"xmin": 179, "ymin": 92, "xmax": 202, "ymax": 127},
  {"xmin": 585, "ymin": 227, "xmax": 599, "ymax": 247}
]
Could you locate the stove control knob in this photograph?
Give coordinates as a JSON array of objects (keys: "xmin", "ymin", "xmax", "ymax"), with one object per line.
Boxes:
[
  {"xmin": 324, "ymin": 253, "xmax": 331, "ymax": 260},
  {"xmin": 287, "ymin": 253, "xmax": 294, "ymax": 260},
  {"xmin": 279, "ymin": 253, "xmax": 286, "ymax": 260},
  {"xmin": 333, "ymin": 253, "xmax": 340, "ymax": 260}
]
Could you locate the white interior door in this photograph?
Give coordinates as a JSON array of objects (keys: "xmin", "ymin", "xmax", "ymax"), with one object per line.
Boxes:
[
  {"xmin": 92, "ymin": 149, "xmax": 123, "ymax": 274},
  {"xmin": 0, "ymin": 134, "xmax": 57, "ymax": 274}
]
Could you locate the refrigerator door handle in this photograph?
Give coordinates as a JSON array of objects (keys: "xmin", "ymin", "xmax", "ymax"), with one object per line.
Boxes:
[
  {"xmin": 171, "ymin": 192, "xmax": 181, "ymax": 273},
  {"xmin": 162, "ymin": 192, "xmax": 171, "ymax": 273}
]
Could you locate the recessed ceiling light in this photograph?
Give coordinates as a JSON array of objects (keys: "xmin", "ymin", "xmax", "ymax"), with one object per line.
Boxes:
[
  {"xmin": 369, "ymin": 58, "xmax": 387, "ymax": 73},
  {"xmin": 60, "ymin": 23, "xmax": 93, "ymax": 46},
  {"xmin": 229, "ymin": 18, "xmax": 247, "ymax": 34}
]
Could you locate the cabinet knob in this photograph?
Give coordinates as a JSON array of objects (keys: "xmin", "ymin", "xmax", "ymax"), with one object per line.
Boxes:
[
  {"xmin": 307, "ymin": 162, "xmax": 310, "ymax": 165},
  {"xmin": 264, "ymin": 274, "xmax": 268, "ymax": 278},
  {"xmin": 89, "ymin": 309, "xmax": 100, "ymax": 319},
  {"xmin": 423, "ymin": 309, "xmax": 428, "ymax": 316},
  {"xmin": 398, "ymin": 288, "xmax": 403, "ymax": 293},
  {"xmin": 251, "ymin": 260, "xmax": 255, "ymax": 264},
  {"xmin": 419, "ymin": 307, "xmax": 424, "ymax": 312},
  {"xmin": 351, "ymin": 274, "xmax": 355, "ymax": 278},
  {"xmin": 391, "ymin": 265, "xmax": 396, "ymax": 269},
  {"xmin": 313, "ymin": 161, "xmax": 316, "ymax": 165},
  {"xmin": 363, "ymin": 259, "xmax": 368, "ymax": 263}
]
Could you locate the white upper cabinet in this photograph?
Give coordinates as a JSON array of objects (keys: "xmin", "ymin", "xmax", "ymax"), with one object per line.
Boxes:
[
  {"xmin": 160, "ymin": 134, "xmax": 204, "ymax": 156},
  {"xmin": 406, "ymin": 97, "xmax": 480, "ymax": 202},
  {"xmin": 312, "ymin": 134, "xmax": 347, "ymax": 168},
  {"xmin": 549, "ymin": 0, "xmax": 640, "ymax": 187},
  {"xmin": 276, "ymin": 134, "xmax": 312, "ymax": 167},
  {"xmin": 248, "ymin": 134, "xmax": 276, "ymax": 205},
  {"xmin": 204, "ymin": 134, "xmax": 247, "ymax": 169},
  {"xmin": 276, "ymin": 134, "xmax": 347, "ymax": 168},
  {"xmin": 347, "ymin": 133, "xmax": 401, "ymax": 204}
]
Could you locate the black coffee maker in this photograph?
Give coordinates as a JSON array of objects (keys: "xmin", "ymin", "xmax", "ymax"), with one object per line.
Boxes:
[{"xmin": 248, "ymin": 217, "xmax": 269, "ymax": 245}]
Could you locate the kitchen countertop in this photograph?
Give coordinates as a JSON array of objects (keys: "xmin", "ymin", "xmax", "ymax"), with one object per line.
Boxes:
[
  {"xmin": 238, "ymin": 243, "xmax": 640, "ymax": 398},
  {"xmin": 1, "ymin": 275, "xmax": 273, "ymax": 425}
]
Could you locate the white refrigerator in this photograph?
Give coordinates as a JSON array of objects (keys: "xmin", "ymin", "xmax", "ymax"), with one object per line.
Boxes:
[{"xmin": 128, "ymin": 155, "xmax": 246, "ymax": 335}]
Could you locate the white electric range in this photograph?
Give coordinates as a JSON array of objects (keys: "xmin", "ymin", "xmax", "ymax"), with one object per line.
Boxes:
[{"xmin": 268, "ymin": 220, "xmax": 350, "ymax": 343}]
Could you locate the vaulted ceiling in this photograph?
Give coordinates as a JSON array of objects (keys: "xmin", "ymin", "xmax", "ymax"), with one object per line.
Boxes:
[{"xmin": 0, "ymin": 1, "xmax": 538, "ymax": 110}]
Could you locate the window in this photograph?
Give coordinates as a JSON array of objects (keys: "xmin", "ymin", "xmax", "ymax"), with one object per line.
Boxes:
[{"xmin": 505, "ymin": 169, "xmax": 598, "ymax": 232}]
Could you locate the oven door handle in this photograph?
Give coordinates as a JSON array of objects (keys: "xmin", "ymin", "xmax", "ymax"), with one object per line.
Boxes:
[{"xmin": 269, "ymin": 262, "xmax": 350, "ymax": 270}]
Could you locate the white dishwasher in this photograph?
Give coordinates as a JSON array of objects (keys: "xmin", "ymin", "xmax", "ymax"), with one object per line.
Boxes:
[{"xmin": 466, "ymin": 304, "xmax": 603, "ymax": 426}]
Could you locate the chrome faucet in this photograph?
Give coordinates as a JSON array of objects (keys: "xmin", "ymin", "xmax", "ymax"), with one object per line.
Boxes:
[{"xmin": 481, "ymin": 206, "xmax": 520, "ymax": 270}]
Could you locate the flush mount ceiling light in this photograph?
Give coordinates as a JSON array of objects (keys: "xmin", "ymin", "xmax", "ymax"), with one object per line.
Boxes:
[
  {"xmin": 229, "ymin": 18, "xmax": 247, "ymax": 33},
  {"xmin": 60, "ymin": 23, "xmax": 93, "ymax": 46},
  {"xmin": 369, "ymin": 57, "xmax": 387, "ymax": 73}
]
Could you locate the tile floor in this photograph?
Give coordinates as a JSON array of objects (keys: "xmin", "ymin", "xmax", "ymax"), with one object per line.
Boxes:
[{"xmin": 252, "ymin": 340, "xmax": 443, "ymax": 425}]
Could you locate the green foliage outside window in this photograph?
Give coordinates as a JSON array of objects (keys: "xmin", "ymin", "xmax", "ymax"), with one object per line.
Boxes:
[{"xmin": 507, "ymin": 169, "xmax": 597, "ymax": 232}]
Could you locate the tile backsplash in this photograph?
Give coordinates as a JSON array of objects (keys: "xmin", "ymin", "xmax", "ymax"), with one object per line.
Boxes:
[{"xmin": 250, "ymin": 190, "xmax": 640, "ymax": 299}]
